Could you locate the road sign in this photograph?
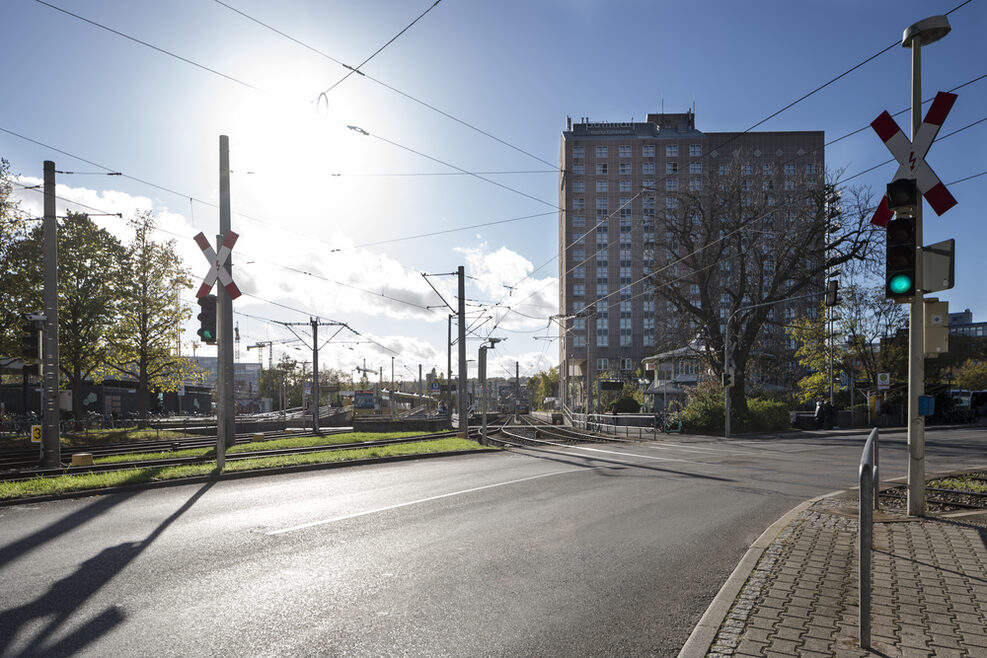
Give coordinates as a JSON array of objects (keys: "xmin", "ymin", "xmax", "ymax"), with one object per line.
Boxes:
[
  {"xmin": 870, "ymin": 91, "xmax": 958, "ymax": 226},
  {"xmin": 877, "ymin": 373, "xmax": 891, "ymax": 391},
  {"xmin": 193, "ymin": 231, "xmax": 242, "ymax": 300},
  {"xmin": 430, "ymin": 381, "xmax": 441, "ymax": 393},
  {"xmin": 31, "ymin": 425, "xmax": 42, "ymax": 443}
]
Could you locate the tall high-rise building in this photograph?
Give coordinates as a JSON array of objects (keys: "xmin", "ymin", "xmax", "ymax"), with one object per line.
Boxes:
[{"xmin": 558, "ymin": 111, "xmax": 824, "ymax": 411}]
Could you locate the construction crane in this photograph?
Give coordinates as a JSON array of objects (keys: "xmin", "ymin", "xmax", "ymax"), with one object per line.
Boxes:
[{"xmin": 246, "ymin": 338, "xmax": 301, "ymax": 368}]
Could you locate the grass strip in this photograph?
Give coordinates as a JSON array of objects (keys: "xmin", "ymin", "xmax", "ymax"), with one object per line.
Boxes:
[
  {"xmin": 91, "ymin": 431, "xmax": 430, "ymax": 465},
  {"xmin": 0, "ymin": 438, "xmax": 493, "ymax": 501},
  {"xmin": 928, "ymin": 476, "xmax": 987, "ymax": 494}
]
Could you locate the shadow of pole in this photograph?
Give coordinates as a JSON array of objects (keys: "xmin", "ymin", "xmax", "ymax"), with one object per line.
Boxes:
[{"xmin": 0, "ymin": 480, "xmax": 216, "ymax": 657}]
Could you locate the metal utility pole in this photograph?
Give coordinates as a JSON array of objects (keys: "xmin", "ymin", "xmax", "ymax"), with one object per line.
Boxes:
[
  {"xmin": 447, "ymin": 315, "xmax": 453, "ymax": 424},
  {"xmin": 515, "ymin": 361, "xmax": 520, "ymax": 421},
  {"xmin": 216, "ymin": 136, "xmax": 236, "ymax": 468},
  {"xmin": 478, "ymin": 338, "xmax": 501, "ymax": 445},
  {"xmin": 390, "ymin": 356, "xmax": 395, "ymax": 419},
  {"xmin": 311, "ymin": 318, "xmax": 320, "ymax": 433},
  {"xmin": 903, "ymin": 16, "xmax": 950, "ymax": 516},
  {"xmin": 42, "ymin": 161, "xmax": 60, "ymax": 467},
  {"xmin": 457, "ymin": 266, "xmax": 467, "ymax": 437},
  {"xmin": 418, "ymin": 364, "xmax": 422, "ymax": 411},
  {"xmin": 586, "ymin": 306, "xmax": 596, "ymax": 420}
]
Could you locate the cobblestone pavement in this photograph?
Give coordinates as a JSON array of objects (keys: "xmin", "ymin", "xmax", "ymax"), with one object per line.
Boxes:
[{"xmin": 706, "ymin": 498, "xmax": 987, "ymax": 657}]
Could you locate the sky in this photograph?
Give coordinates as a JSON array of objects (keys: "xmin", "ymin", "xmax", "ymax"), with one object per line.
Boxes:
[{"xmin": 2, "ymin": 0, "xmax": 985, "ymax": 386}]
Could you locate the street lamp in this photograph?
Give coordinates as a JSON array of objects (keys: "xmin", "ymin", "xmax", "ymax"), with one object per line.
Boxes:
[
  {"xmin": 902, "ymin": 14, "xmax": 950, "ymax": 518},
  {"xmin": 478, "ymin": 338, "xmax": 504, "ymax": 445}
]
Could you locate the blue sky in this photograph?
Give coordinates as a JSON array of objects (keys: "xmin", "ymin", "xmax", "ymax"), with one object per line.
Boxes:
[{"xmin": 2, "ymin": 0, "xmax": 985, "ymax": 383}]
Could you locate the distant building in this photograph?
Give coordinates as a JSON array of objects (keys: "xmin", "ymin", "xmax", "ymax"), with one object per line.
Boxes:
[
  {"xmin": 948, "ymin": 308, "xmax": 986, "ymax": 338},
  {"xmin": 558, "ymin": 111, "xmax": 824, "ymax": 410}
]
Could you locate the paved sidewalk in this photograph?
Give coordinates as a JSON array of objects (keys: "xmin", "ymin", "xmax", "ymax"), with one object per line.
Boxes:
[{"xmin": 693, "ymin": 497, "xmax": 987, "ymax": 657}]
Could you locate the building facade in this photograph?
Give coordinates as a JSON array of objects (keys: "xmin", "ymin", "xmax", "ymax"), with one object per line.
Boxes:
[{"xmin": 558, "ymin": 111, "xmax": 824, "ymax": 410}]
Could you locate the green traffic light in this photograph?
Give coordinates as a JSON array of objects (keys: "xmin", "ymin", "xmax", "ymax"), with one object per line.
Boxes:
[{"xmin": 888, "ymin": 273, "xmax": 913, "ymax": 295}]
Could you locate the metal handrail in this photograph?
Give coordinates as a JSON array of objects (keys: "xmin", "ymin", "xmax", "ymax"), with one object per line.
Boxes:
[{"xmin": 858, "ymin": 427, "xmax": 879, "ymax": 650}]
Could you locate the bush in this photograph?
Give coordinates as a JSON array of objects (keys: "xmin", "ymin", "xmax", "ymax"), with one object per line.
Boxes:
[
  {"xmin": 679, "ymin": 381, "xmax": 790, "ymax": 433},
  {"xmin": 744, "ymin": 398, "xmax": 790, "ymax": 432},
  {"xmin": 610, "ymin": 396, "xmax": 641, "ymax": 413},
  {"xmin": 680, "ymin": 381, "xmax": 725, "ymax": 433}
]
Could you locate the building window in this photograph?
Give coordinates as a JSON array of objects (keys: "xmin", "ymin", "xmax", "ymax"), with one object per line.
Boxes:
[
  {"xmin": 666, "ymin": 162, "xmax": 679, "ymax": 174},
  {"xmin": 574, "ymin": 335, "xmax": 586, "ymax": 347},
  {"xmin": 806, "ymin": 163, "xmax": 817, "ymax": 174},
  {"xmin": 572, "ymin": 180, "xmax": 584, "ymax": 192},
  {"xmin": 597, "ymin": 335, "xmax": 608, "ymax": 348},
  {"xmin": 719, "ymin": 164, "xmax": 729, "ymax": 176},
  {"xmin": 597, "ymin": 283, "xmax": 608, "ymax": 296},
  {"xmin": 619, "ymin": 179, "xmax": 632, "ymax": 192},
  {"xmin": 574, "ymin": 318, "xmax": 586, "ymax": 330},
  {"xmin": 596, "ymin": 180, "xmax": 608, "ymax": 193},
  {"xmin": 666, "ymin": 144, "xmax": 678, "ymax": 157},
  {"xmin": 596, "ymin": 198, "xmax": 608, "ymax": 211},
  {"xmin": 619, "ymin": 145, "xmax": 631, "ymax": 158},
  {"xmin": 666, "ymin": 197, "xmax": 679, "ymax": 209},
  {"xmin": 762, "ymin": 164, "xmax": 774, "ymax": 175},
  {"xmin": 642, "ymin": 144, "xmax": 655, "ymax": 157},
  {"xmin": 689, "ymin": 144, "xmax": 702, "ymax": 157},
  {"xmin": 572, "ymin": 215, "xmax": 585, "ymax": 228},
  {"xmin": 642, "ymin": 162, "xmax": 655, "ymax": 174},
  {"xmin": 573, "ymin": 163, "xmax": 584, "ymax": 175},
  {"xmin": 620, "ymin": 332, "xmax": 632, "ymax": 347},
  {"xmin": 666, "ymin": 178, "xmax": 678, "ymax": 191},
  {"xmin": 618, "ymin": 163, "xmax": 632, "ymax": 175},
  {"xmin": 743, "ymin": 164, "xmax": 753, "ymax": 175},
  {"xmin": 784, "ymin": 163, "xmax": 796, "ymax": 175},
  {"xmin": 644, "ymin": 334, "xmax": 654, "ymax": 347},
  {"xmin": 573, "ymin": 266, "xmax": 585, "ymax": 279},
  {"xmin": 573, "ymin": 284, "xmax": 585, "ymax": 297},
  {"xmin": 573, "ymin": 197, "xmax": 585, "ymax": 210},
  {"xmin": 596, "ymin": 358, "xmax": 609, "ymax": 370},
  {"xmin": 596, "ymin": 163, "xmax": 608, "ymax": 175},
  {"xmin": 690, "ymin": 178, "xmax": 702, "ymax": 191},
  {"xmin": 642, "ymin": 179, "xmax": 655, "ymax": 189},
  {"xmin": 572, "ymin": 146, "xmax": 584, "ymax": 158},
  {"xmin": 595, "ymin": 146, "xmax": 608, "ymax": 158},
  {"xmin": 689, "ymin": 162, "xmax": 702, "ymax": 174},
  {"xmin": 573, "ymin": 248, "xmax": 585, "ymax": 260}
]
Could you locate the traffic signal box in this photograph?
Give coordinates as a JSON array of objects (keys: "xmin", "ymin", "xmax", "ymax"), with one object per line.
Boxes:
[
  {"xmin": 20, "ymin": 316, "xmax": 41, "ymax": 360},
  {"xmin": 885, "ymin": 178, "xmax": 918, "ymax": 302},
  {"xmin": 197, "ymin": 294, "xmax": 217, "ymax": 344}
]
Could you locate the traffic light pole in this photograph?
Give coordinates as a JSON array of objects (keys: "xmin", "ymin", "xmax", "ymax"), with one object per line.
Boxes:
[
  {"xmin": 457, "ymin": 266, "xmax": 467, "ymax": 438},
  {"xmin": 906, "ymin": 35, "xmax": 926, "ymax": 517}
]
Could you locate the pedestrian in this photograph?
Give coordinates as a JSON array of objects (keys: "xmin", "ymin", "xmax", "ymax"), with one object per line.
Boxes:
[
  {"xmin": 814, "ymin": 400, "xmax": 824, "ymax": 430},
  {"xmin": 824, "ymin": 400, "xmax": 836, "ymax": 429}
]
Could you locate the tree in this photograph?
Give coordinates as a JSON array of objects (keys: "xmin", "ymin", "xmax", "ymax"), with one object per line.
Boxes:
[
  {"xmin": 103, "ymin": 211, "xmax": 196, "ymax": 421},
  {"xmin": 955, "ymin": 359, "xmax": 987, "ymax": 391},
  {"xmin": 0, "ymin": 158, "xmax": 32, "ymax": 359},
  {"xmin": 839, "ymin": 284, "xmax": 907, "ymax": 388},
  {"xmin": 648, "ymin": 159, "xmax": 879, "ymax": 419},
  {"xmin": 5, "ymin": 212, "xmax": 128, "ymax": 424}
]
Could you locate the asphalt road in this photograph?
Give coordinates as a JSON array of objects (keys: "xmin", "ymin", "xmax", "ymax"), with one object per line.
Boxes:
[{"xmin": 1, "ymin": 427, "xmax": 985, "ymax": 657}]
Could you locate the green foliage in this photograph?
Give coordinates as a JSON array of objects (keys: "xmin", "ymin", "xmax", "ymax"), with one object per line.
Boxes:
[
  {"xmin": 955, "ymin": 359, "xmax": 987, "ymax": 391},
  {"xmin": 526, "ymin": 366, "xmax": 559, "ymax": 409},
  {"xmin": 680, "ymin": 380, "xmax": 790, "ymax": 433},
  {"xmin": 680, "ymin": 380, "xmax": 725, "ymax": 433},
  {"xmin": 745, "ymin": 398, "xmax": 790, "ymax": 432},
  {"xmin": 610, "ymin": 396, "xmax": 641, "ymax": 413}
]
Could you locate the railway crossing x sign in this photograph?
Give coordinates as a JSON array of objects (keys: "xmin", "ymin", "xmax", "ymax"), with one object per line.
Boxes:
[
  {"xmin": 870, "ymin": 91, "xmax": 958, "ymax": 227},
  {"xmin": 193, "ymin": 231, "xmax": 242, "ymax": 300}
]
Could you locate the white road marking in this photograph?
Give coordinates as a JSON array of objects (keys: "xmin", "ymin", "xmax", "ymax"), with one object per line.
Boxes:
[{"xmin": 267, "ymin": 469, "xmax": 576, "ymax": 536}]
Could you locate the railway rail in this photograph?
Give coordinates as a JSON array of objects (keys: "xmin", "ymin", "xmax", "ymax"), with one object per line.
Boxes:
[{"xmin": 485, "ymin": 414, "xmax": 634, "ymax": 449}]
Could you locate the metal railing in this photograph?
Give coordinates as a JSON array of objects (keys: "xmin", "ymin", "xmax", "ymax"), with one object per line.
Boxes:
[{"xmin": 858, "ymin": 427, "xmax": 880, "ymax": 650}]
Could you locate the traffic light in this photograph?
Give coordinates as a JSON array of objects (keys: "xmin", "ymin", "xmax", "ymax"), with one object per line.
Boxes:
[
  {"xmin": 885, "ymin": 178, "xmax": 918, "ymax": 302},
  {"xmin": 20, "ymin": 315, "xmax": 41, "ymax": 361},
  {"xmin": 825, "ymin": 280, "xmax": 839, "ymax": 307},
  {"xmin": 197, "ymin": 294, "xmax": 217, "ymax": 344}
]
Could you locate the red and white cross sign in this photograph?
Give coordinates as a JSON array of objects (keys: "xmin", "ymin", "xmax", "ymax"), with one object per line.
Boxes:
[
  {"xmin": 193, "ymin": 231, "xmax": 242, "ymax": 300},
  {"xmin": 870, "ymin": 91, "xmax": 958, "ymax": 227}
]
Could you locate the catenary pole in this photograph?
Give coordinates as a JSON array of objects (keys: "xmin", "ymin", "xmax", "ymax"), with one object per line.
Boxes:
[
  {"xmin": 457, "ymin": 266, "xmax": 467, "ymax": 437},
  {"xmin": 311, "ymin": 317, "xmax": 320, "ymax": 433},
  {"xmin": 42, "ymin": 161, "xmax": 60, "ymax": 467},
  {"xmin": 216, "ymin": 136, "xmax": 236, "ymax": 466}
]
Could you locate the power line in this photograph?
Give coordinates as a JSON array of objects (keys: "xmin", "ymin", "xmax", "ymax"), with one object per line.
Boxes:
[
  {"xmin": 316, "ymin": 0, "xmax": 443, "ymax": 102},
  {"xmin": 33, "ymin": 0, "xmax": 268, "ymax": 94}
]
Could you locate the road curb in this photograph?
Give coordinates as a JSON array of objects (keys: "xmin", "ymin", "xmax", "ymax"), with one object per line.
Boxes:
[
  {"xmin": 676, "ymin": 490, "xmax": 845, "ymax": 658},
  {"xmin": 0, "ymin": 448, "xmax": 497, "ymax": 508}
]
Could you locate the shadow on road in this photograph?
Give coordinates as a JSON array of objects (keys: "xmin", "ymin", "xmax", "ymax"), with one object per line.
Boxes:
[
  {"xmin": 0, "ymin": 480, "xmax": 215, "ymax": 657},
  {"xmin": 507, "ymin": 444, "xmax": 736, "ymax": 483}
]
